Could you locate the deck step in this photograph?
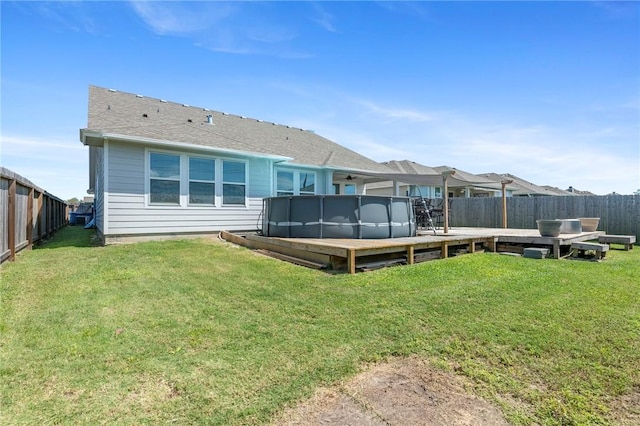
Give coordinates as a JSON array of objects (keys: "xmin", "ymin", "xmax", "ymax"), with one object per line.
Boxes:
[
  {"xmin": 571, "ymin": 241, "xmax": 609, "ymax": 260},
  {"xmin": 598, "ymin": 235, "xmax": 635, "ymax": 250},
  {"xmin": 523, "ymin": 247, "xmax": 550, "ymax": 259}
]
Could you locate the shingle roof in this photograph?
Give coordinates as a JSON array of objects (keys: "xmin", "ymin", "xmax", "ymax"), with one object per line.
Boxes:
[
  {"xmin": 432, "ymin": 165, "xmax": 500, "ymax": 186},
  {"xmin": 382, "ymin": 160, "xmax": 440, "ymax": 175},
  {"xmin": 480, "ymin": 172, "xmax": 554, "ymax": 196},
  {"xmin": 542, "ymin": 186, "xmax": 577, "ymax": 196},
  {"xmin": 370, "ymin": 160, "xmax": 502, "ymax": 189},
  {"xmin": 83, "ymin": 86, "xmax": 392, "ymax": 173}
]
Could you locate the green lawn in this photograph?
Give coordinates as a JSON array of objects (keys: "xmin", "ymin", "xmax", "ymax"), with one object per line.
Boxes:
[{"xmin": 1, "ymin": 226, "xmax": 638, "ymax": 425}]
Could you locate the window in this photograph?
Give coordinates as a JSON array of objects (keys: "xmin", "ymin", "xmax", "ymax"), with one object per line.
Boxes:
[
  {"xmin": 276, "ymin": 169, "xmax": 317, "ymax": 196},
  {"xmin": 344, "ymin": 183, "xmax": 357, "ymax": 195},
  {"xmin": 189, "ymin": 157, "xmax": 215, "ymax": 205},
  {"xmin": 150, "ymin": 153, "xmax": 180, "ymax": 204},
  {"xmin": 222, "ymin": 161, "xmax": 246, "ymax": 205},
  {"xmin": 148, "ymin": 152, "xmax": 247, "ymax": 207},
  {"xmin": 299, "ymin": 172, "xmax": 315, "ymax": 195},
  {"xmin": 277, "ymin": 170, "xmax": 294, "ymax": 196},
  {"xmin": 409, "ymin": 186, "xmax": 430, "ymax": 198}
]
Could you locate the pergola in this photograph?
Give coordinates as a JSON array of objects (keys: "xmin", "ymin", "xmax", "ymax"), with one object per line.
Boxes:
[{"xmin": 333, "ymin": 168, "xmax": 516, "ymax": 233}]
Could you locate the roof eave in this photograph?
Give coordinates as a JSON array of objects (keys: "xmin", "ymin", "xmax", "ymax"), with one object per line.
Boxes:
[{"xmin": 79, "ymin": 130, "xmax": 293, "ymax": 162}]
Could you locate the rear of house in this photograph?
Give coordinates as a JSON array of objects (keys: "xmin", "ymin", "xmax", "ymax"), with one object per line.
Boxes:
[{"xmin": 80, "ymin": 86, "xmax": 393, "ymax": 243}]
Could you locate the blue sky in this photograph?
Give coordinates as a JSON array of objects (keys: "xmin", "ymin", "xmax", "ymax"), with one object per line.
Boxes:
[{"xmin": 2, "ymin": 1, "xmax": 639, "ymax": 200}]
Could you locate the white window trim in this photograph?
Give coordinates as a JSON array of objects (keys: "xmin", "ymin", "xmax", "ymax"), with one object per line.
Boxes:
[
  {"xmin": 274, "ymin": 168, "xmax": 317, "ymax": 196},
  {"xmin": 144, "ymin": 150, "xmax": 183, "ymax": 206},
  {"xmin": 221, "ymin": 159, "xmax": 248, "ymax": 207},
  {"xmin": 145, "ymin": 149, "xmax": 249, "ymax": 209},
  {"xmin": 275, "ymin": 169, "xmax": 295, "ymax": 196},
  {"xmin": 188, "ymin": 155, "xmax": 216, "ymax": 207},
  {"xmin": 298, "ymin": 171, "xmax": 316, "ymax": 195}
]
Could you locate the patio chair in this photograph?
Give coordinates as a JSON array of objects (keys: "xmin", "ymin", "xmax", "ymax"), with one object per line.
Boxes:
[
  {"xmin": 429, "ymin": 198, "xmax": 452, "ymax": 230},
  {"xmin": 413, "ymin": 197, "xmax": 436, "ymax": 235}
]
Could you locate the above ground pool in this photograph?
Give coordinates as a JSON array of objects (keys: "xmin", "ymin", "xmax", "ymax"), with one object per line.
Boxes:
[{"xmin": 261, "ymin": 195, "xmax": 416, "ymax": 239}]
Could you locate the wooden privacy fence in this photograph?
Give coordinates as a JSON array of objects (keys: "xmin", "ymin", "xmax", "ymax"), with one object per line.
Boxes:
[
  {"xmin": 449, "ymin": 195, "xmax": 640, "ymax": 239},
  {"xmin": 1, "ymin": 167, "xmax": 68, "ymax": 263}
]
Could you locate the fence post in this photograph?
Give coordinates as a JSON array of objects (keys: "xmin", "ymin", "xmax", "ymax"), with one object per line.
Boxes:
[
  {"xmin": 7, "ymin": 179, "xmax": 16, "ymax": 262},
  {"xmin": 36, "ymin": 191, "xmax": 43, "ymax": 242},
  {"xmin": 26, "ymin": 187, "xmax": 34, "ymax": 250},
  {"xmin": 49, "ymin": 196, "xmax": 52, "ymax": 236},
  {"xmin": 1, "ymin": 168, "xmax": 68, "ymax": 264}
]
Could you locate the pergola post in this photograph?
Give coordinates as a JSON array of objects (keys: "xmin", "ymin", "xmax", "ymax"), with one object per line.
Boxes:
[
  {"xmin": 442, "ymin": 170, "xmax": 456, "ymax": 234},
  {"xmin": 501, "ymin": 179, "xmax": 513, "ymax": 228}
]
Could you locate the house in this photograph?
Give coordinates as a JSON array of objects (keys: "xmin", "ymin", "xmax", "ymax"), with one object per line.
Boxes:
[
  {"xmin": 565, "ymin": 186, "xmax": 596, "ymax": 196},
  {"xmin": 479, "ymin": 173, "xmax": 567, "ymax": 196},
  {"xmin": 365, "ymin": 160, "xmax": 509, "ymax": 199},
  {"xmin": 80, "ymin": 86, "xmax": 394, "ymax": 243}
]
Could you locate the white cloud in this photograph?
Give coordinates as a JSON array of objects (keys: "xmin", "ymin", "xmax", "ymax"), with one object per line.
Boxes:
[
  {"xmin": 277, "ymin": 91, "xmax": 639, "ymax": 195},
  {"xmin": 310, "ymin": 3, "xmax": 338, "ymax": 33},
  {"xmin": 130, "ymin": 1, "xmax": 234, "ymax": 35},
  {"xmin": 28, "ymin": 1, "xmax": 101, "ymax": 34},
  {"xmin": 129, "ymin": 1, "xmax": 312, "ymax": 58},
  {"xmin": 1, "ymin": 135, "xmax": 87, "ymax": 200},
  {"xmin": 412, "ymin": 118, "xmax": 639, "ymax": 195},
  {"xmin": 375, "ymin": 1, "xmax": 434, "ymax": 22},
  {"xmin": 355, "ymin": 99, "xmax": 437, "ymax": 123},
  {"xmin": 592, "ymin": 1, "xmax": 640, "ymax": 20}
]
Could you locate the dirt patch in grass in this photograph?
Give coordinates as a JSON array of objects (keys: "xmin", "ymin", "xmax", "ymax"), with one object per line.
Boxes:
[
  {"xmin": 273, "ymin": 356, "xmax": 509, "ymax": 425},
  {"xmin": 608, "ymin": 387, "xmax": 640, "ymax": 426}
]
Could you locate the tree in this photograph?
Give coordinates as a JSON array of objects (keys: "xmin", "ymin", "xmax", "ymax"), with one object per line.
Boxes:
[{"xmin": 67, "ymin": 197, "xmax": 81, "ymax": 205}]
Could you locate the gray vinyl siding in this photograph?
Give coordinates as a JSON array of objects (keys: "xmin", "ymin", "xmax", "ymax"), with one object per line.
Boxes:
[
  {"xmin": 104, "ymin": 141, "xmax": 270, "ymax": 236},
  {"xmin": 93, "ymin": 147, "xmax": 105, "ymax": 236}
]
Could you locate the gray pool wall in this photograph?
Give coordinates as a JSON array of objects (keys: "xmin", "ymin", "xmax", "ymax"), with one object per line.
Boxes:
[{"xmin": 262, "ymin": 195, "xmax": 416, "ymax": 239}]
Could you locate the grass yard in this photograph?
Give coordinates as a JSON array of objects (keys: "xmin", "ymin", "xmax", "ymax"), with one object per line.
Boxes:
[{"xmin": 1, "ymin": 226, "xmax": 639, "ymax": 425}]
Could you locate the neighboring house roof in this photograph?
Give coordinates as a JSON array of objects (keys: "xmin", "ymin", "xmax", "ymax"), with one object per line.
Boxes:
[
  {"xmin": 566, "ymin": 186, "xmax": 596, "ymax": 196},
  {"xmin": 81, "ymin": 86, "xmax": 392, "ymax": 173},
  {"xmin": 383, "ymin": 160, "xmax": 441, "ymax": 176},
  {"xmin": 480, "ymin": 172, "xmax": 558, "ymax": 196},
  {"xmin": 543, "ymin": 186, "xmax": 578, "ymax": 196},
  {"xmin": 361, "ymin": 160, "xmax": 504, "ymax": 190},
  {"xmin": 432, "ymin": 165, "xmax": 503, "ymax": 189}
]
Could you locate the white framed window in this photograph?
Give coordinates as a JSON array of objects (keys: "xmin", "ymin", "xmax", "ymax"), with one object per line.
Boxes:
[
  {"xmin": 299, "ymin": 172, "xmax": 315, "ymax": 195},
  {"xmin": 222, "ymin": 160, "xmax": 246, "ymax": 205},
  {"xmin": 275, "ymin": 169, "xmax": 316, "ymax": 196},
  {"xmin": 150, "ymin": 152, "xmax": 180, "ymax": 204},
  {"xmin": 147, "ymin": 151, "xmax": 247, "ymax": 208},
  {"xmin": 344, "ymin": 183, "xmax": 356, "ymax": 195},
  {"xmin": 188, "ymin": 157, "xmax": 215, "ymax": 205},
  {"xmin": 276, "ymin": 170, "xmax": 294, "ymax": 196}
]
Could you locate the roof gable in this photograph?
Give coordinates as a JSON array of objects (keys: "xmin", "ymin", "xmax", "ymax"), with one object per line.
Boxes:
[
  {"xmin": 480, "ymin": 172, "xmax": 548, "ymax": 195},
  {"xmin": 84, "ymin": 86, "xmax": 392, "ymax": 173},
  {"xmin": 382, "ymin": 160, "xmax": 440, "ymax": 175}
]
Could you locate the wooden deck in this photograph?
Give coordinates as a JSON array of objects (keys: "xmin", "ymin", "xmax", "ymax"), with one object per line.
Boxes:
[{"xmin": 220, "ymin": 228, "xmax": 605, "ymax": 274}]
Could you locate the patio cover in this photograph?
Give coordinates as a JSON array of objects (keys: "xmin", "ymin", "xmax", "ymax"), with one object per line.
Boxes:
[
  {"xmin": 355, "ymin": 160, "xmax": 510, "ymax": 191},
  {"xmin": 347, "ymin": 160, "xmax": 516, "ymax": 233}
]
